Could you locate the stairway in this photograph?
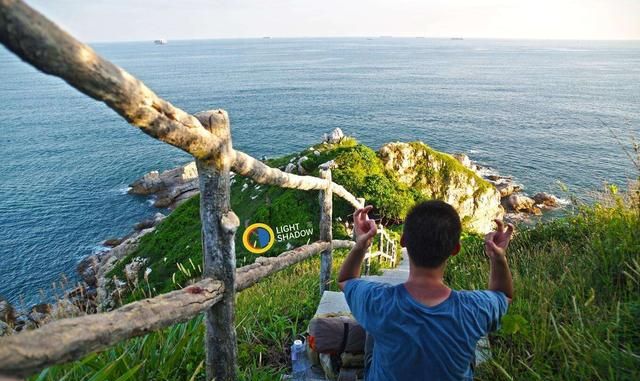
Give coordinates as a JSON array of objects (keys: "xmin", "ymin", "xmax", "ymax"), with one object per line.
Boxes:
[{"xmin": 361, "ymin": 248, "xmax": 410, "ymax": 285}]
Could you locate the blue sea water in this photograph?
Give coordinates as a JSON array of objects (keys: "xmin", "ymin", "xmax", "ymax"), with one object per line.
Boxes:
[{"xmin": 1, "ymin": 38, "xmax": 639, "ymax": 306}]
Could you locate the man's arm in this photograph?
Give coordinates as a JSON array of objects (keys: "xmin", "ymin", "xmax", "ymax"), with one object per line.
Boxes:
[
  {"xmin": 338, "ymin": 206, "xmax": 377, "ymax": 291},
  {"xmin": 484, "ymin": 219, "xmax": 514, "ymax": 301}
]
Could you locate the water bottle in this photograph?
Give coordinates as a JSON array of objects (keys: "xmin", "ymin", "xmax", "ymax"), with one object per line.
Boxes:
[{"xmin": 291, "ymin": 339, "xmax": 310, "ymax": 380}]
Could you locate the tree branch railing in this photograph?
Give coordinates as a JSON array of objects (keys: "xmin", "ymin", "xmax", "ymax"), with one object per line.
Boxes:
[
  {"xmin": 0, "ymin": 1, "xmax": 393, "ymax": 379},
  {"xmin": 0, "ymin": 0, "xmax": 363, "ymax": 209},
  {"xmin": 0, "ymin": 240, "xmax": 355, "ymax": 377}
]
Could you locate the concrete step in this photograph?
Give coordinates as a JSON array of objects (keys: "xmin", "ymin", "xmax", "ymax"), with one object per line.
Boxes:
[{"xmin": 316, "ymin": 291, "xmax": 351, "ymax": 316}]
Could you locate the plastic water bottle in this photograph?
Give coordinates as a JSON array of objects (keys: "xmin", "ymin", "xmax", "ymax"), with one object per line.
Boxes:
[{"xmin": 291, "ymin": 339, "xmax": 310, "ymax": 380}]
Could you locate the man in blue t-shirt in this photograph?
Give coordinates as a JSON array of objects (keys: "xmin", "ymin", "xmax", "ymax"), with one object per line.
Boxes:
[{"xmin": 338, "ymin": 200, "xmax": 514, "ymax": 381}]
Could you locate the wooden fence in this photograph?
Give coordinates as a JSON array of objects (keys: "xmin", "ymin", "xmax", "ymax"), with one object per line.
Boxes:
[
  {"xmin": 0, "ymin": 1, "xmax": 398, "ymax": 379},
  {"xmin": 364, "ymin": 225, "xmax": 399, "ymax": 274}
]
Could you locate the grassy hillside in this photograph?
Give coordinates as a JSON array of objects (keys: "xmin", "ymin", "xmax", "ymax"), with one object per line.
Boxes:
[
  {"xmin": 32, "ymin": 137, "xmax": 638, "ymax": 380},
  {"xmin": 32, "ymin": 185, "xmax": 640, "ymax": 380},
  {"xmin": 107, "ymin": 137, "xmax": 478, "ymax": 296}
]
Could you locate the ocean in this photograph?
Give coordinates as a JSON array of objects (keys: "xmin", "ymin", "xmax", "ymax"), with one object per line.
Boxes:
[{"xmin": 1, "ymin": 38, "xmax": 639, "ymax": 306}]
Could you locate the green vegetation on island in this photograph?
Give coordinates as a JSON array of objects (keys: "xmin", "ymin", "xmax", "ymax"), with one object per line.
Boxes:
[{"xmin": 107, "ymin": 137, "xmax": 493, "ymax": 297}]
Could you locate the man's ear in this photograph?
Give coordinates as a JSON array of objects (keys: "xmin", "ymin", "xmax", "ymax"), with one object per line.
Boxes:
[
  {"xmin": 451, "ymin": 242, "xmax": 461, "ymax": 256},
  {"xmin": 400, "ymin": 233, "xmax": 405, "ymax": 248}
]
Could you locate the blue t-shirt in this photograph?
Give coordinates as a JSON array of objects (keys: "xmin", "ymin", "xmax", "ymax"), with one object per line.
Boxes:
[{"xmin": 344, "ymin": 279, "xmax": 508, "ymax": 381}]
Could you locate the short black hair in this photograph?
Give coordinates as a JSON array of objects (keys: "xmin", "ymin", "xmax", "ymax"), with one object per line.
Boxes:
[{"xmin": 403, "ymin": 200, "xmax": 462, "ymax": 268}]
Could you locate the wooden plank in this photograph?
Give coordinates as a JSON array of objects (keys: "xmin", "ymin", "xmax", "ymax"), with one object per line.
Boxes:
[
  {"xmin": 0, "ymin": 278, "xmax": 224, "ymax": 378},
  {"xmin": 236, "ymin": 240, "xmax": 354, "ymax": 292},
  {"xmin": 231, "ymin": 151, "xmax": 362, "ymax": 208},
  {"xmin": 195, "ymin": 111, "xmax": 238, "ymax": 381},
  {"xmin": 0, "ymin": 0, "xmax": 220, "ymax": 160},
  {"xmin": 0, "ymin": 240, "xmax": 355, "ymax": 378}
]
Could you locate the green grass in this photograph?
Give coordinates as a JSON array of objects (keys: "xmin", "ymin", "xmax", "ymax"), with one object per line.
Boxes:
[
  {"xmin": 109, "ymin": 137, "xmax": 490, "ymax": 298},
  {"xmin": 33, "ymin": 185, "xmax": 640, "ymax": 380},
  {"xmin": 35, "ymin": 136, "xmax": 640, "ymax": 380},
  {"xmin": 451, "ymin": 189, "xmax": 640, "ymax": 380}
]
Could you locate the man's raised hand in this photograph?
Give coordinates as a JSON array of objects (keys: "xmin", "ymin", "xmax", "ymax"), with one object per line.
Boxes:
[
  {"xmin": 353, "ymin": 205, "xmax": 377, "ymax": 249},
  {"xmin": 484, "ymin": 219, "xmax": 514, "ymax": 259}
]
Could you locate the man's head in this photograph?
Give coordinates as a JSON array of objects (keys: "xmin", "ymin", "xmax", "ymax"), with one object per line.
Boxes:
[{"xmin": 401, "ymin": 200, "xmax": 462, "ymax": 268}]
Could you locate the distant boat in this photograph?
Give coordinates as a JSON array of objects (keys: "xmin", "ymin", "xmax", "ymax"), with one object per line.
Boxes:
[
  {"xmin": 262, "ymin": 36, "xmax": 271, "ymax": 39},
  {"xmin": 154, "ymin": 39, "xmax": 168, "ymax": 45},
  {"xmin": 451, "ymin": 37, "xmax": 464, "ymax": 41}
]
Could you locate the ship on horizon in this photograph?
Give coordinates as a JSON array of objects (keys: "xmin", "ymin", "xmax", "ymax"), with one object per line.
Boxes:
[{"xmin": 154, "ymin": 39, "xmax": 168, "ymax": 45}]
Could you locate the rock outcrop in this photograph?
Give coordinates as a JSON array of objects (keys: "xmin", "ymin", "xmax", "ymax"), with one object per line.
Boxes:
[
  {"xmin": 453, "ymin": 152, "xmax": 562, "ymax": 218},
  {"xmin": 93, "ymin": 227, "xmax": 158, "ymax": 310},
  {"xmin": 326, "ymin": 127, "xmax": 345, "ymax": 144},
  {"xmin": 533, "ymin": 192, "xmax": 561, "ymax": 207},
  {"xmin": 379, "ymin": 142, "xmax": 503, "ymax": 233},
  {"xmin": 129, "ymin": 162, "xmax": 199, "ymax": 210},
  {"xmin": 0, "ymin": 296, "xmax": 15, "ymax": 325},
  {"xmin": 503, "ymin": 194, "xmax": 541, "ymax": 215},
  {"xmin": 124, "ymin": 257, "xmax": 148, "ymax": 286},
  {"xmin": 75, "ymin": 213, "xmax": 164, "ymax": 312}
]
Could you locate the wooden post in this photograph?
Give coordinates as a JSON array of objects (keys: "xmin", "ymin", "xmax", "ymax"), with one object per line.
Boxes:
[
  {"xmin": 379, "ymin": 225, "xmax": 384, "ymax": 266},
  {"xmin": 195, "ymin": 110, "xmax": 240, "ymax": 381},
  {"xmin": 319, "ymin": 165, "xmax": 333, "ymax": 295}
]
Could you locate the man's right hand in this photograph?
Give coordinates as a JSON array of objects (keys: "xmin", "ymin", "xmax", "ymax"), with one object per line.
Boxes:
[
  {"xmin": 484, "ymin": 219, "xmax": 514, "ymax": 259},
  {"xmin": 353, "ymin": 205, "xmax": 377, "ymax": 250},
  {"xmin": 485, "ymin": 219, "xmax": 515, "ymax": 301}
]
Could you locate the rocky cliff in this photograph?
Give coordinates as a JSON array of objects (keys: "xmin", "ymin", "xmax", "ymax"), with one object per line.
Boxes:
[{"xmin": 379, "ymin": 142, "xmax": 503, "ymax": 233}]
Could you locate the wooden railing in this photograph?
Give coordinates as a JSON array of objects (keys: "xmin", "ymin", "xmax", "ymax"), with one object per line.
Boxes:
[
  {"xmin": 0, "ymin": 1, "xmax": 398, "ymax": 379},
  {"xmin": 364, "ymin": 225, "xmax": 399, "ymax": 274}
]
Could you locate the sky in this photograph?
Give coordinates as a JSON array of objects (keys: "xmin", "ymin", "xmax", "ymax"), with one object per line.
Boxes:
[{"xmin": 28, "ymin": 0, "xmax": 640, "ymax": 42}]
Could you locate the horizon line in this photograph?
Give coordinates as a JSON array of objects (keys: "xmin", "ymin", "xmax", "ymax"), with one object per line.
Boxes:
[{"xmin": 86, "ymin": 35, "xmax": 640, "ymax": 44}]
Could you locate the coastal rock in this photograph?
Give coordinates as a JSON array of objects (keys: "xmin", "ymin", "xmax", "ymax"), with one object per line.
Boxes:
[
  {"xmin": 129, "ymin": 162, "xmax": 198, "ymax": 195},
  {"xmin": 129, "ymin": 170, "xmax": 161, "ymax": 195},
  {"xmin": 453, "ymin": 153, "xmax": 473, "ymax": 169},
  {"xmin": 284, "ymin": 163, "xmax": 296, "ymax": 173},
  {"xmin": 50, "ymin": 298, "xmax": 82, "ymax": 320},
  {"xmin": 134, "ymin": 212, "xmax": 166, "ymax": 231},
  {"xmin": 533, "ymin": 192, "xmax": 560, "ymax": 208},
  {"xmin": 20, "ymin": 316, "xmax": 39, "ymax": 331},
  {"xmin": 297, "ymin": 156, "xmax": 309, "ymax": 175},
  {"xmin": 379, "ymin": 142, "xmax": 503, "ymax": 233},
  {"xmin": 129, "ymin": 162, "xmax": 199, "ymax": 210},
  {"xmin": 495, "ymin": 182, "xmax": 523, "ymax": 198},
  {"xmin": 77, "ymin": 254, "xmax": 100, "ymax": 288},
  {"xmin": 153, "ymin": 182, "xmax": 199, "ymax": 209},
  {"xmin": 28, "ymin": 303, "xmax": 52, "ymax": 327},
  {"xmin": 124, "ymin": 257, "xmax": 148, "ymax": 286},
  {"xmin": 88, "ymin": 226, "xmax": 156, "ymax": 311},
  {"xmin": 103, "ymin": 237, "xmax": 123, "ymax": 247},
  {"xmin": 0, "ymin": 320, "xmax": 11, "ymax": 336},
  {"xmin": 328, "ymin": 128, "xmax": 345, "ymax": 144},
  {"xmin": 504, "ymin": 194, "xmax": 536, "ymax": 212},
  {"xmin": 0, "ymin": 296, "xmax": 16, "ymax": 325}
]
